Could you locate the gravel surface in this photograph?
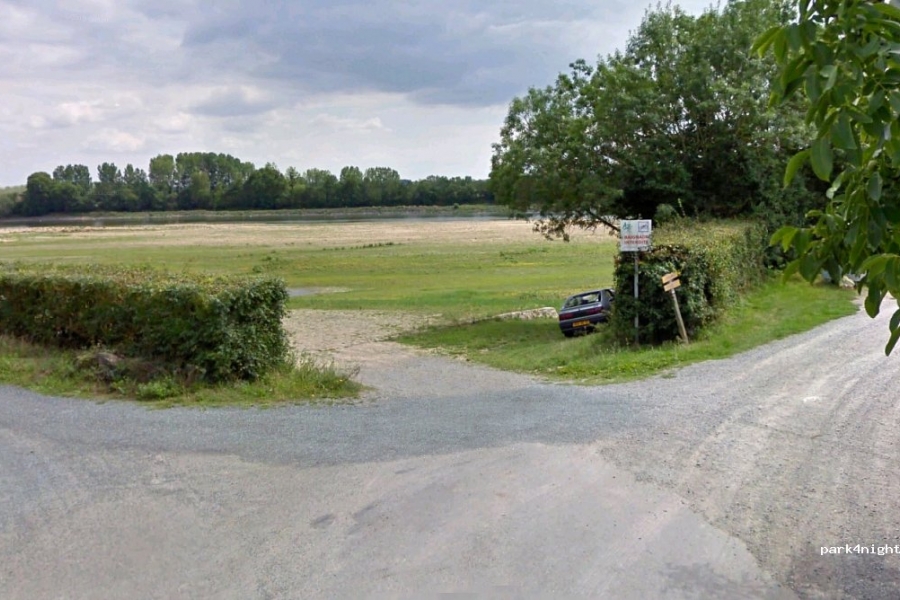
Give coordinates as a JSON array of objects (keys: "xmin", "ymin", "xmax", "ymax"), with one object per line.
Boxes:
[{"xmin": 2, "ymin": 303, "xmax": 899, "ymax": 598}]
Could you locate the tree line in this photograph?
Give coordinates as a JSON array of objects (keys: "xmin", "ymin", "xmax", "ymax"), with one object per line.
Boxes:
[
  {"xmin": 490, "ymin": 0, "xmax": 826, "ymax": 238},
  {"xmin": 9, "ymin": 154, "xmax": 492, "ymax": 217}
]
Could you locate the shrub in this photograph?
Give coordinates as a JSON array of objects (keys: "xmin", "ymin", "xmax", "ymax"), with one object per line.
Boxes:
[
  {"xmin": 611, "ymin": 221, "xmax": 767, "ymax": 344},
  {"xmin": 0, "ymin": 264, "xmax": 289, "ymax": 382}
]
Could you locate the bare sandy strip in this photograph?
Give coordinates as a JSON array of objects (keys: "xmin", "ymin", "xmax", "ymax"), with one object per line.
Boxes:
[{"xmin": 0, "ymin": 219, "xmax": 617, "ymax": 248}]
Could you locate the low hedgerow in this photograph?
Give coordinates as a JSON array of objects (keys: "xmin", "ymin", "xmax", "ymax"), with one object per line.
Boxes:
[
  {"xmin": 611, "ymin": 221, "xmax": 768, "ymax": 344},
  {"xmin": 0, "ymin": 263, "xmax": 290, "ymax": 382}
]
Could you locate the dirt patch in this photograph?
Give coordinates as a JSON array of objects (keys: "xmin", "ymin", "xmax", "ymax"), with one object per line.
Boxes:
[
  {"xmin": 0, "ymin": 219, "xmax": 616, "ymax": 249},
  {"xmin": 283, "ymin": 309, "xmax": 445, "ymax": 366}
]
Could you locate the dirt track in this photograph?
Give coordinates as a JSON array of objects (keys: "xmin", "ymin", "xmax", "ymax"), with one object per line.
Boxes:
[{"xmin": 277, "ymin": 303, "xmax": 900, "ymax": 599}]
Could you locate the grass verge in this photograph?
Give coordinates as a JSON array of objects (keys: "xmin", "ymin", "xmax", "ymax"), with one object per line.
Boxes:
[
  {"xmin": 0, "ymin": 336, "xmax": 360, "ymax": 407},
  {"xmin": 400, "ymin": 278, "xmax": 859, "ymax": 383}
]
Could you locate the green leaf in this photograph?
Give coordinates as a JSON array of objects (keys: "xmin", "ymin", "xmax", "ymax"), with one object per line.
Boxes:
[
  {"xmin": 794, "ymin": 230, "xmax": 811, "ymax": 256},
  {"xmin": 846, "ymin": 108, "xmax": 873, "ymax": 124},
  {"xmin": 773, "ymin": 31, "xmax": 788, "ymax": 63},
  {"xmin": 799, "ymin": 253, "xmax": 821, "ymax": 282},
  {"xmin": 821, "ymin": 65, "xmax": 837, "ymax": 91},
  {"xmin": 786, "ymin": 24, "xmax": 801, "ymax": 52},
  {"xmin": 890, "ymin": 92, "xmax": 900, "ymax": 115},
  {"xmin": 799, "ymin": 20, "xmax": 817, "ymax": 47},
  {"xmin": 870, "ymin": 90, "xmax": 885, "ymax": 113},
  {"xmin": 861, "ymin": 255, "xmax": 889, "ymax": 278},
  {"xmin": 865, "ymin": 285, "xmax": 885, "ymax": 318},
  {"xmin": 831, "ymin": 115, "xmax": 857, "ymax": 150},
  {"xmin": 770, "ymin": 226, "xmax": 799, "ymax": 252},
  {"xmin": 805, "ymin": 69, "xmax": 822, "ymax": 100},
  {"xmin": 885, "ymin": 258, "xmax": 900, "ymax": 290},
  {"xmin": 752, "ymin": 25, "xmax": 783, "ymax": 56},
  {"xmin": 886, "ymin": 321, "xmax": 900, "ymax": 356},
  {"xmin": 784, "ymin": 149, "xmax": 810, "ymax": 187},
  {"xmin": 868, "ymin": 173, "xmax": 884, "ymax": 201},
  {"xmin": 810, "ymin": 138, "xmax": 834, "ymax": 181},
  {"xmin": 864, "ymin": 37, "xmax": 883, "ymax": 58},
  {"xmin": 782, "ymin": 259, "xmax": 800, "ymax": 282},
  {"xmin": 875, "ymin": 3, "xmax": 900, "ymax": 20},
  {"xmin": 826, "ymin": 172, "xmax": 844, "ymax": 200}
]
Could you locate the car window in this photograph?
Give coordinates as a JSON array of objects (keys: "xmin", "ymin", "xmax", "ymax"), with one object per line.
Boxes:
[{"xmin": 563, "ymin": 297, "xmax": 580, "ymax": 308}]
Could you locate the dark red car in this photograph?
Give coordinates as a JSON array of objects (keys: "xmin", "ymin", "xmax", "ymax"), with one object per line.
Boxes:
[{"xmin": 558, "ymin": 289, "xmax": 615, "ymax": 337}]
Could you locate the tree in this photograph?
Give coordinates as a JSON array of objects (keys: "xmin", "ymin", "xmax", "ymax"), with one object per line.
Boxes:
[
  {"xmin": 339, "ymin": 166, "xmax": 364, "ymax": 207},
  {"xmin": 239, "ymin": 164, "xmax": 287, "ymax": 209},
  {"xmin": 94, "ymin": 162, "xmax": 127, "ymax": 211},
  {"xmin": 364, "ymin": 167, "xmax": 403, "ymax": 206},
  {"xmin": 490, "ymin": 0, "xmax": 818, "ymax": 239},
  {"xmin": 758, "ymin": 0, "xmax": 900, "ymax": 353},
  {"xmin": 20, "ymin": 172, "xmax": 54, "ymax": 216},
  {"xmin": 302, "ymin": 168, "xmax": 338, "ymax": 208},
  {"xmin": 284, "ymin": 166, "xmax": 304, "ymax": 208}
]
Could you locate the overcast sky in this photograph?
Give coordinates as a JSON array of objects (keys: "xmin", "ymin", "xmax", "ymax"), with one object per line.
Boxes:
[{"xmin": 0, "ymin": 0, "xmax": 714, "ymax": 186}]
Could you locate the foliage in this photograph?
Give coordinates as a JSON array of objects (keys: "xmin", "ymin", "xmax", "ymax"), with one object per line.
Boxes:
[
  {"xmin": 0, "ymin": 264, "xmax": 290, "ymax": 382},
  {"xmin": 490, "ymin": 0, "xmax": 823, "ymax": 238},
  {"xmin": 0, "ymin": 334, "xmax": 360, "ymax": 406},
  {"xmin": 0, "ymin": 187, "xmax": 21, "ymax": 217},
  {"xmin": 757, "ymin": 0, "xmax": 900, "ymax": 354},
  {"xmin": 611, "ymin": 222, "xmax": 768, "ymax": 344},
  {"xmin": 11, "ymin": 152, "xmax": 493, "ymax": 217}
]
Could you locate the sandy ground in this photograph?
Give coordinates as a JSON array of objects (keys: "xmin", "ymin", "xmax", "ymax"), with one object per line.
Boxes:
[
  {"xmin": 282, "ymin": 308, "xmax": 447, "ymax": 373},
  {"xmin": 0, "ymin": 219, "xmax": 617, "ymax": 249}
]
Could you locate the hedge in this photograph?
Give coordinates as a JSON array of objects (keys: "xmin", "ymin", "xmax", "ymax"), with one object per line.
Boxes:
[
  {"xmin": 0, "ymin": 263, "xmax": 289, "ymax": 382},
  {"xmin": 611, "ymin": 221, "xmax": 767, "ymax": 344}
]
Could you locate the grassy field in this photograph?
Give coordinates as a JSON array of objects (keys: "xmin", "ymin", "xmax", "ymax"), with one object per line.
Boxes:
[
  {"xmin": 0, "ymin": 220, "xmax": 617, "ymax": 321},
  {"xmin": 0, "ymin": 217, "xmax": 860, "ymax": 398}
]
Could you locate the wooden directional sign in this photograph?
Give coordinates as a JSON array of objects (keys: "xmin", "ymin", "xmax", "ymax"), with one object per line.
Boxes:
[
  {"xmin": 660, "ymin": 271, "xmax": 688, "ymax": 343},
  {"xmin": 661, "ymin": 271, "xmax": 680, "ymax": 284},
  {"xmin": 662, "ymin": 271, "xmax": 681, "ymax": 292}
]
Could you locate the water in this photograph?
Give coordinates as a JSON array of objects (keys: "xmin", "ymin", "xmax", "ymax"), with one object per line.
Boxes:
[{"xmin": 0, "ymin": 209, "xmax": 512, "ymax": 229}]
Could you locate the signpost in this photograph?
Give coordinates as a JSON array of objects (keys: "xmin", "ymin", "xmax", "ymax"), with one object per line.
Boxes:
[
  {"xmin": 620, "ymin": 220, "xmax": 652, "ymax": 345},
  {"xmin": 661, "ymin": 271, "xmax": 689, "ymax": 343}
]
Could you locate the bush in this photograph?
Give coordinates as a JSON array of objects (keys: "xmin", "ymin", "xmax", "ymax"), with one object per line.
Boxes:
[
  {"xmin": 0, "ymin": 264, "xmax": 289, "ymax": 382},
  {"xmin": 611, "ymin": 221, "xmax": 767, "ymax": 344}
]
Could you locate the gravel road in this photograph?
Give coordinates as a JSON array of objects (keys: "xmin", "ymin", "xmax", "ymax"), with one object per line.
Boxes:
[{"xmin": 2, "ymin": 303, "xmax": 899, "ymax": 599}]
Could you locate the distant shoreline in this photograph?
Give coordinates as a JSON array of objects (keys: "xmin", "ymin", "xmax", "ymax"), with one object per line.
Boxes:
[{"xmin": 0, "ymin": 204, "xmax": 518, "ymax": 228}]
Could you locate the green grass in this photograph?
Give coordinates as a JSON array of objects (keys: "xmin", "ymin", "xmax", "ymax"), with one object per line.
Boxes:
[
  {"xmin": 0, "ymin": 230, "xmax": 618, "ymax": 322},
  {"xmin": 0, "ymin": 335, "xmax": 361, "ymax": 407},
  {"xmin": 400, "ymin": 278, "xmax": 859, "ymax": 383}
]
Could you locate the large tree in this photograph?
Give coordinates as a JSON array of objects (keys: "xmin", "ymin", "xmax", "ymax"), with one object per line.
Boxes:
[
  {"xmin": 760, "ymin": 0, "xmax": 900, "ymax": 353},
  {"xmin": 490, "ymin": 0, "xmax": 819, "ymax": 239}
]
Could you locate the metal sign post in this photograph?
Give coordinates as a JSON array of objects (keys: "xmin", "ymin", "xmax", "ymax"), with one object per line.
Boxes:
[
  {"xmin": 620, "ymin": 220, "xmax": 653, "ymax": 346},
  {"xmin": 633, "ymin": 252, "xmax": 639, "ymax": 345}
]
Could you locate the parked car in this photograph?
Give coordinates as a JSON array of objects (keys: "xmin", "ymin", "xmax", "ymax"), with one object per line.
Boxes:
[{"xmin": 558, "ymin": 288, "xmax": 615, "ymax": 337}]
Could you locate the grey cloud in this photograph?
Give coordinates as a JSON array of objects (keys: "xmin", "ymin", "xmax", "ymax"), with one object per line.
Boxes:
[
  {"xmin": 190, "ymin": 88, "xmax": 277, "ymax": 117},
  {"xmin": 4, "ymin": 0, "xmax": 706, "ymax": 111},
  {"xmin": 174, "ymin": 0, "xmax": 637, "ymax": 107}
]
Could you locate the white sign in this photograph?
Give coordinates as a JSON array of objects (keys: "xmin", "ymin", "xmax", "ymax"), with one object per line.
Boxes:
[{"xmin": 620, "ymin": 219, "xmax": 652, "ymax": 252}]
